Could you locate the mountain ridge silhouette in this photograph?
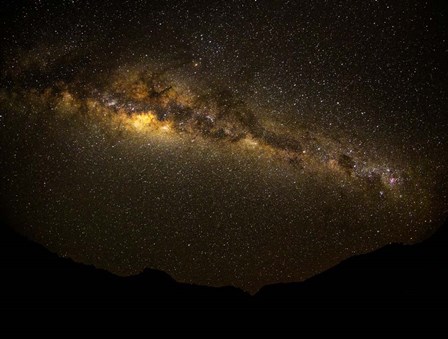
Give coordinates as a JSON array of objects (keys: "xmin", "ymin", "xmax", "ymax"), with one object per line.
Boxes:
[{"xmin": 1, "ymin": 218, "xmax": 446, "ymax": 308}]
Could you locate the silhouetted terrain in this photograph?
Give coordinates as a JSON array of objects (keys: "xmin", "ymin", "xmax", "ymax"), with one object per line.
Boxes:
[
  {"xmin": 0, "ymin": 224, "xmax": 251, "ymax": 308},
  {"xmin": 255, "ymin": 221, "xmax": 448, "ymax": 308},
  {"xmin": 1, "ymin": 219, "xmax": 447, "ymax": 309}
]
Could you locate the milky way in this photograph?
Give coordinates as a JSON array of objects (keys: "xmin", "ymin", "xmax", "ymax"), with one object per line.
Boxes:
[{"xmin": 1, "ymin": 1, "xmax": 447, "ymax": 292}]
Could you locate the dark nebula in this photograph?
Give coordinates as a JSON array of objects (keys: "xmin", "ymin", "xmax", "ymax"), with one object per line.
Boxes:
[{"xmin": 1, "ymin": 0, "xmax": 447, "ymax": 292}]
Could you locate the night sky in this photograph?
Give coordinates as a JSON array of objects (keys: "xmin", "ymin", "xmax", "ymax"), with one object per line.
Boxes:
[{"xmin": 1, "ymin": 0, "xmax": 447, "ymax": 292}]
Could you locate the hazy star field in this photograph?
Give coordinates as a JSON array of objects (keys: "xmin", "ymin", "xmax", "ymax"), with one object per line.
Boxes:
[{"xmin": 1, "ymin": 0, "xmax": 447, "ymax": 292}]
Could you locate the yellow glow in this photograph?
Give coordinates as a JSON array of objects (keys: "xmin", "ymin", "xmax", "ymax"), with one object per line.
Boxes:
[
  {"xmin": 113, "ymin": 111, "xmax": 159, "ymax": 132},
  {"xmin": 110, "ymin": 110, "xmax": 175, "ymax": 136},
  {"xmin": 243, "ymin": 136, "xmax": 258, "ymax": 147},
  {"xmin": 131, "ymin": 112, "xmax": 157, "ymax": 129},
  {"xmin": 160, "ymin": 124, "xmax": 171, "ymax": 132}
]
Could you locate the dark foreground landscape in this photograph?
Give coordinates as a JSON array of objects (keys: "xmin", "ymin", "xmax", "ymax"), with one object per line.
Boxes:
[{"xmin": 1, "ymin": 217, "xmax": 446, "ymax": 309}]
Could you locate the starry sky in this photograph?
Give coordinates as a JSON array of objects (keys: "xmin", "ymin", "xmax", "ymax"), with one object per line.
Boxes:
[{"xmin": 0, "ymin": 0, "xmax": 447, "ymax": 292}]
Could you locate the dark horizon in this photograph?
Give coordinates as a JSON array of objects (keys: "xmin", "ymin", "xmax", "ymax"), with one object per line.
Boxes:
[{"xmin": 1, "ymin": 215, "xmax": 447, "ymax": 308}]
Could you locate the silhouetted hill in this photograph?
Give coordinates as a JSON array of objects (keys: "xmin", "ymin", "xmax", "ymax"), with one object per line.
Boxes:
[
  {"xmin": 255, "ymin": 220, "xmax": 448, "ymax": 308},
  {"xmin": 0, "ymin": 224, "xmax": 251, "ymax": 308},
  {"xmin": 1, "ymin": 219, "xmax": 447, "ymax": 309}
]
